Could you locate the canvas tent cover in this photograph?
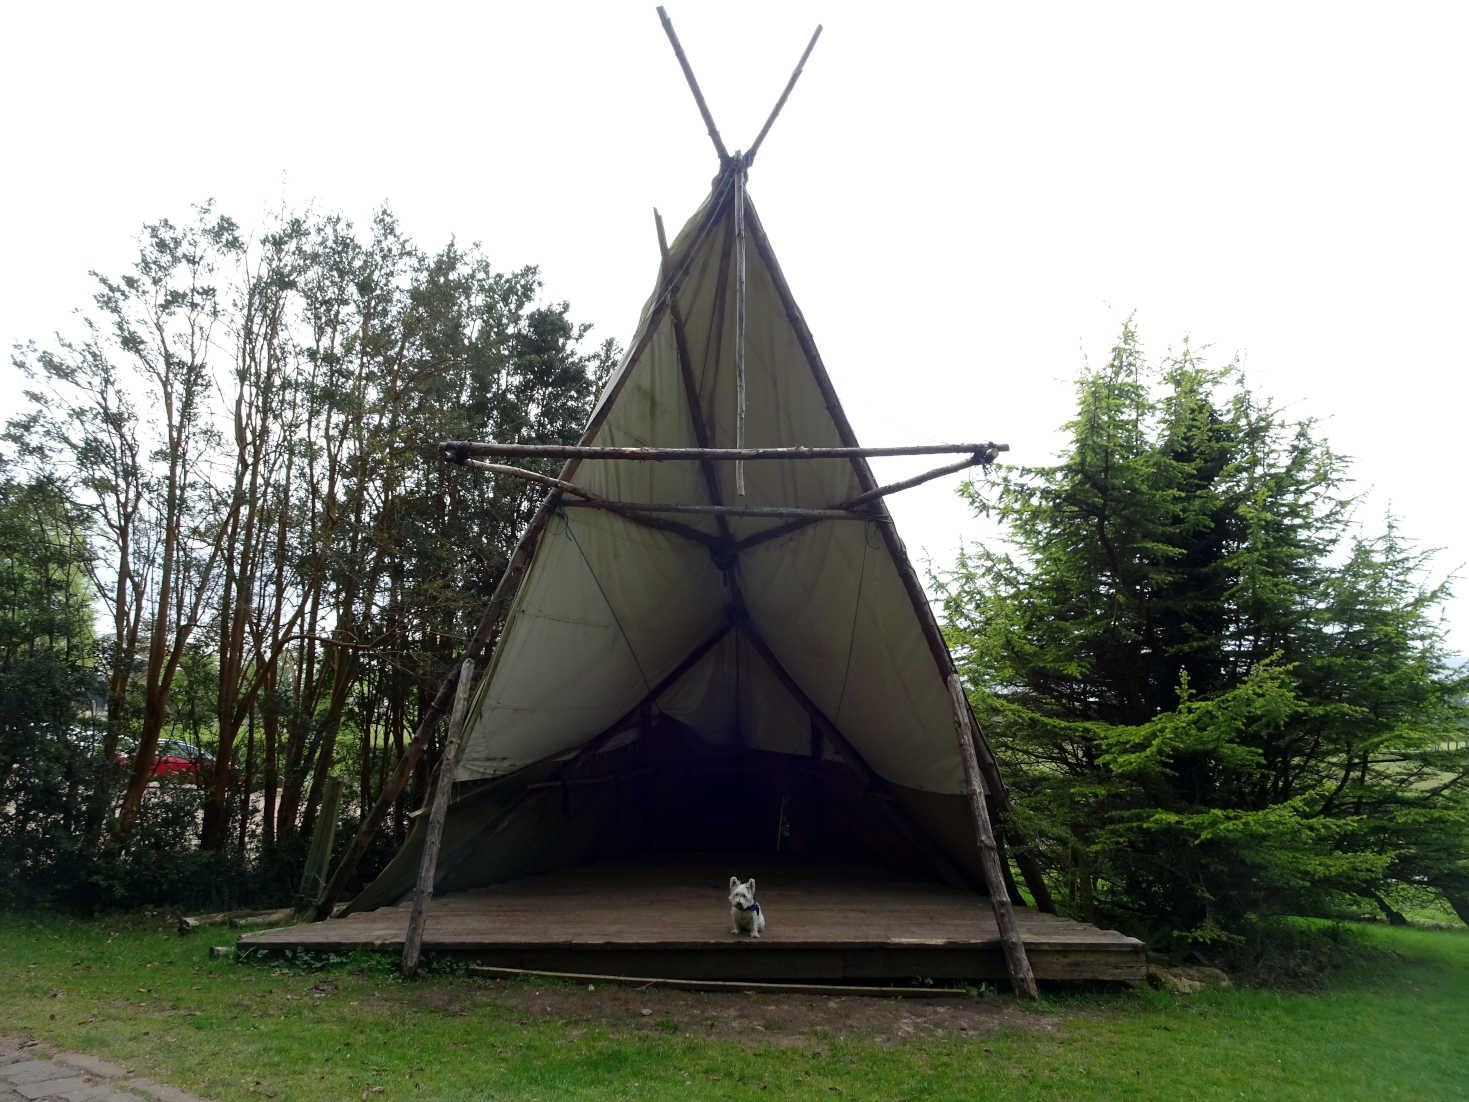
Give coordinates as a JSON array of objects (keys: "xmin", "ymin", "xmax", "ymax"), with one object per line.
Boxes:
[
  {"xmin": 352, "ymin": 174, "xmax": 1008, "ymax": 911},
  {"xmin": 466, "ymin": 182, "xmax": 969, "ymax": 794}
]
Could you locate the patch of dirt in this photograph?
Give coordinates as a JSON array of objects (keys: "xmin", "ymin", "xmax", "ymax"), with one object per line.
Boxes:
[{"xmin": 431, "ymin": 979, "xmax": 1061, "ymax": 1048}]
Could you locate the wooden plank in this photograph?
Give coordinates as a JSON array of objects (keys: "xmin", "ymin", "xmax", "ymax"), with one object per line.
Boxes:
[
  {"xmin": 244, "ymin": 941, "xmax": 1142, "ymax": 984},
  {"xmin": 228, "ymin": 908, "xmax": 296, "ymax": 929},
  {"xmin": 466, "ymin": 965, "xmax": 965, "ymax": 998}
]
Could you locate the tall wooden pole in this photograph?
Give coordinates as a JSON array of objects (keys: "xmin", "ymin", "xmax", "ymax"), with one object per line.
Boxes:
[
  {"xmin": 745, "ymin": 24, "xmax": 823, "ymax": 165},
  {"xmin": 401, "ymin": 659, "xmax": 477, "ymax": 978},
  {"xmin": 946, "ymin": 673, "xmax": 1038, "ymax": 1000},
  {"xmin": 656, "ymin": 6, "xmax": 730, "ymax": 164},
  {"xmin": 733, "ymin": 162, "xmax": 748, "ymax": 496}
]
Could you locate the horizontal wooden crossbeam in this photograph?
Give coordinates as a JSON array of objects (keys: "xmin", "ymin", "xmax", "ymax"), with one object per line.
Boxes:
[
  {"xmin": 440, "ymin": 440, "xmax": 1004, "ymax": 461},
  {"xmin": 444, "ymin": 441, "xmax": 1006, "ymax": 463}
]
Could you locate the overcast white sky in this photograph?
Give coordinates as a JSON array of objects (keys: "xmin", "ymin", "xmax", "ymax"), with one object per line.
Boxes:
[{"xmin": 2, "ymin": 1, "xmax": 1465, "ymax": 655}]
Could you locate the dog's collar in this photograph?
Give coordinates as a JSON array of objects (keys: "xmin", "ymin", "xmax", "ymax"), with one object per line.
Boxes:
[{"xmin": 735, "ymin": 901, "xmax": 760, "ymax": 914}]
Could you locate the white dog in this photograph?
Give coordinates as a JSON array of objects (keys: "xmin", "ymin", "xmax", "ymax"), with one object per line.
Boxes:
[{"xmin": 728, "ymin": 876, "xmax": 765, "ymax": 938}]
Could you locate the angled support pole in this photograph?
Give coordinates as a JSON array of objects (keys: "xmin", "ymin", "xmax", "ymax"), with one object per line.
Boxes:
[
  {"xmin": 737, "ymin": 449, "xmax": 1005, "ymax": 552},
  {"xmin": 746, "ymin": 24, "xmax": 823, "ymax": 166},
  {"xmin": 654, "ymin": 208, "xmax": 736, "ymax": 543},
  {"xmin": 402, "ymin": 658, "xmax": 476, "ymax": 978},
  {"xmin": 460, "ymin": 457, "xmax": 721, "ymax": 550},
  {"xmin": 657, "ymin": 6, "xmax": 730, "ymax": 165},
  {"xmin": 947, "ymin": 673, "xmax": 1038, "ymax": 999}
]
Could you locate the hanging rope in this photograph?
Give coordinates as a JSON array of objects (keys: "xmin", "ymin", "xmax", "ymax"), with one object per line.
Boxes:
[
  {"xmin": 733, "ymin": 155, "xmax": 748, "ymax": 497},
  {"xmin": 833, "ymin": 522, "xmax": 878, "ymax": 723},
  {"xmin": 559, "ymin": 512, "xmax": 652, "ymax": 693}
]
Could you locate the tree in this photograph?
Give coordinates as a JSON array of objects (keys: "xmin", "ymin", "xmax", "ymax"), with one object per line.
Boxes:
[
  {"xmin": 0, "ymin": 471, "xmax": 102, "ymax": 905},
  {"xmin": 940, "ymin": 324, "xmax": 1469, "ymax": 943},
  {"xmin": 8, "ymin": 197, "xmax": 619, "ymax": 901},
  {"xmin": 22, "ymin": 207, "xmax": 243, "ymax": 838}
]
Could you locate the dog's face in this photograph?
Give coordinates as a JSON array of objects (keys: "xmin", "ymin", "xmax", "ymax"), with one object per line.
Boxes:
[{"xmin": 728, "ymin": 876, "xmax": 757, "ymax": 910}]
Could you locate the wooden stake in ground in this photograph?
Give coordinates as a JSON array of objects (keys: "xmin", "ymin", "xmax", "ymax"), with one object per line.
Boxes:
[
  {"xmin": 946, "ymin": 673, "xmax": 1039, "ymax": 1000},
  {"xmin": 401, "ymin": 658, "xmax": 477, "ymax": 978}
]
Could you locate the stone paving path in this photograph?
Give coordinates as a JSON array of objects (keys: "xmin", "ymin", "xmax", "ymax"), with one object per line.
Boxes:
[{"xmin": 0, "ymin": 1038, "xmax": 212, "ymax": 1102}]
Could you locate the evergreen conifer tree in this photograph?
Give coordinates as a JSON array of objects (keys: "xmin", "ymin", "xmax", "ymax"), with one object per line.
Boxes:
[{"xmin": 941, "ymin": 325, "xmax": 1469, "ymax": 942}]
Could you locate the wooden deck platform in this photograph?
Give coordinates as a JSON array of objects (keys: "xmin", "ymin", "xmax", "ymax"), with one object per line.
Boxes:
[{"xmin": 239, "ymin": 859, "xmax": 1145, "ymax": 983}]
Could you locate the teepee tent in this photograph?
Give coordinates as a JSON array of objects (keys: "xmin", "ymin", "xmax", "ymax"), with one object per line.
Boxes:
[{"xmin": 317, "ymin": 9, "xmax": 1051, "ymax": 997}]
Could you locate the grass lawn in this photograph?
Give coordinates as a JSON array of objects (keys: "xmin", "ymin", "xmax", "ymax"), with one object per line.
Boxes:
[{"xmin": 0, "ymin": 913, "xmax": 1465, "ymax": 1100}]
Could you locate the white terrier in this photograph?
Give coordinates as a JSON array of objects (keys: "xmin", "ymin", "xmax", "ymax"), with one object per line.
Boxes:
[{"xmin": 728, "ymin": 876, "xmax": 765, "ymax": 938}]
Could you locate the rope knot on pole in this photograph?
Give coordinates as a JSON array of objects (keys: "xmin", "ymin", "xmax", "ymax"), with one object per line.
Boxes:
[{"xmin": 971, "ymin": 442, "xmax": 1009, "ymax": 467}]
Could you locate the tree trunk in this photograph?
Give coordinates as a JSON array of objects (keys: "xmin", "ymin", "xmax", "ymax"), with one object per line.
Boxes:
[
  {"xmin": 262, "ymin": 665, "xmax": 279, "ymax": 851},
  {"xmin": 1437, "ymin": 885, "xmax": 1469, "ymax": 928},
  {"xmin": 1368, "ymin": 891, "xmax": 1408, "ymax": 926}
]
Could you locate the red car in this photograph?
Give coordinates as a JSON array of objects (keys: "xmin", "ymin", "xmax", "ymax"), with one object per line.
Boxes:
[{"xmin": 117, "ymin": 738, "xmax": 231, "ymax": 783}]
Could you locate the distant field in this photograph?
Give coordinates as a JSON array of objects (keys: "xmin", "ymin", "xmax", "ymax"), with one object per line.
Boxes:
[{"xmin": 0, "ymin": 913, "xmax": 1465, "ymax": 1100}]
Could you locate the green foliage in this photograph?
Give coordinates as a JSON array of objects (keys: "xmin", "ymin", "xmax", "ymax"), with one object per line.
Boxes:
[
  {"xmin": 0, "ymin": 473, "xmax": 105, "ymax": 907},
  {"xmin": 0, "ymin": 474, "xmax": 95, "ymax": 664},
  {"xmin": 4, "ymin": 199, "xmax": 618, "ymax": 901},
  {"xmin": 941, "ymin": 324, "xmax": 1469, "ymax": 943}
]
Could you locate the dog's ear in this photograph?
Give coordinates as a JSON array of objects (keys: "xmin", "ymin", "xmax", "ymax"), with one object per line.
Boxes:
[
  {"xmin": 748, "ymin": 878, "xmax": 756, "ymax": 894},
  {"xmin": 729, "ymin": 876, "xmax": 739, "ymax": 891}
]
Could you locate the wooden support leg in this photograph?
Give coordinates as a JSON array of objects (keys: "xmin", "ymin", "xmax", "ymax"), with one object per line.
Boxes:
[
  {"xmin": 402, "ymin": 659, "xmax": 477, "ymax": 979},
  {"xmin": 946, "ymin": 674, "xmax": 1038, "ymax": 1000}
]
